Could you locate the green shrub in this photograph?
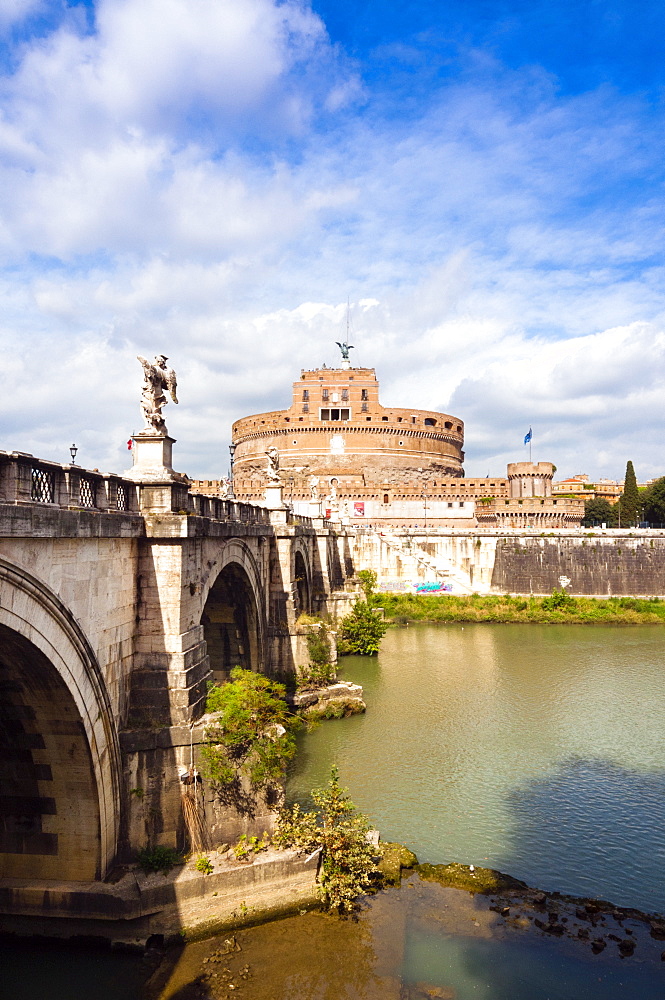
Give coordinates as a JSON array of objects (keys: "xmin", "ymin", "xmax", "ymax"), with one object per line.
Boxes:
[
  {"xmin": 136, "ymin": 845, "xmax": 183, "ymax": 874},
  {"xmin": 300, "ymin": 621, "xmax": 336, "ymax": 687},
  {"xmin": 357, "ymin": 569, "xmax": 378, "ymax": 600},
  {"xmin": 541, "ymin": 587, "xmax": 577, "ymax": 611},
  {"xmin": 232, "ymin": 833, "xmax": 270, "ymax": 861},
  {"xmin": 195, "ymin": 854, "xmax": 214, "ymax": 875},
  {"xmin": 201, "ymin": 668, "xmax": 301, "ymax": 789},
  {"xmin": 276, "ymin": 767, "xmax": 378, "ymax": 912},
  {"xmin": 337, "ymin": 601, "xmax": 389, "ymax": 655}
]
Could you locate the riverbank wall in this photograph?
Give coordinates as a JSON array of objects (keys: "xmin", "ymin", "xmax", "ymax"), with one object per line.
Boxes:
[
  {"xmin": 0, "ymin": 848, "xmax": 320, "ymax": 947},
  {"xmin": 351, "ymin": 529, "xmax": 665, "ymax": 597}
]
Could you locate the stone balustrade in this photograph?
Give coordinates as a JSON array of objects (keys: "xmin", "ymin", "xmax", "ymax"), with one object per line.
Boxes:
[
  {"xmin": 0, "ymin": 450, "xmax": 138, "ymax": 514},
  {"xmin": 0, "ymin": 451, "xmax": 314, "ymax": 528}
]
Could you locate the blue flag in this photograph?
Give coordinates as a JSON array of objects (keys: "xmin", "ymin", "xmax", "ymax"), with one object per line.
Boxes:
[{"xmin": 524, "ymin": 428, "xmax": 532, "ymax": 445}]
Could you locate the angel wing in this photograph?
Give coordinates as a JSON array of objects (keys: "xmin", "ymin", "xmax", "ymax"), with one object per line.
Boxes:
[{"xmin": 165, "ymin": 368, "xmax": 178, "ymax": 404}]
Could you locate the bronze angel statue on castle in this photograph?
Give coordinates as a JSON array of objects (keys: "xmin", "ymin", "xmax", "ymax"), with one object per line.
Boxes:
[{"xmin": 137, "ymin": 355, "xmax": 178, "ymax": 433}]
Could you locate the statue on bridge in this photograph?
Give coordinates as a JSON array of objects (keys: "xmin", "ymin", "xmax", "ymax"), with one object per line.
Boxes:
[
  {"xmin": 308, "ymin": 474, "xmax": 320, "ymax": 500},
  {"xmin": 265, "ymin": 446, "xmax": 281, "ymax": 483},
  {"xmin": 137, "ymin": 355, "xmax": 178, "ymax": 433}
]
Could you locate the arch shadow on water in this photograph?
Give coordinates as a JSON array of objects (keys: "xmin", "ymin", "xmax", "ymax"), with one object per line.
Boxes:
[{"xmin": 492, "ymin": 756, "xmax": 665, "ymax": 915}]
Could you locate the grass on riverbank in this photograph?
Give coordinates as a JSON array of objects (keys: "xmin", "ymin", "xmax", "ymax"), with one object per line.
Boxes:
[{"xmin": 373, "ymin": 592, "xmax": 665, "ymax": 625}]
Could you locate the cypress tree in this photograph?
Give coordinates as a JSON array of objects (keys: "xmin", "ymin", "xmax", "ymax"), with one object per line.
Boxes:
[{"xmin": 620, "ymin": 461, "xmax": 640, "ymax": 526}]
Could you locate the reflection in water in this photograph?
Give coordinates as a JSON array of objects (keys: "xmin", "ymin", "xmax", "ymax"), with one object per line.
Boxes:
[
  {"xmin": 288, "ymin": 623, "xmax": 665, "ymax": 913},
  {"xmin": 0, "ymin": 938, "xmax": 148, "ymax": 1000},
  {"xmin": 157, "ymin": 878, "xmax": 665, "ymax": 1000}
]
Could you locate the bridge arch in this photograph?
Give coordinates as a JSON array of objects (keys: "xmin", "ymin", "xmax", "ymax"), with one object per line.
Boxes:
[
  {"xmin": 293, "ymin": 546, "xmax": 312, "ymax": 617},
  {"xmin": 0, "ymin": 559, "xmax": 121, "ymax": 881},
  {"xmin": 201, "ymin": 540, "xmax": 266, "ymax": 683}
]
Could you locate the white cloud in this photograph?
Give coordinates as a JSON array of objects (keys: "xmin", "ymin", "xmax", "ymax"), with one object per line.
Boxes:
[
  {"xmin": 0, "ymin": 1, "xmax": 663, "ymax": 484},
  {"xmin": 0, "ymin": 0, "xmax": 43, "ymax": 29}
]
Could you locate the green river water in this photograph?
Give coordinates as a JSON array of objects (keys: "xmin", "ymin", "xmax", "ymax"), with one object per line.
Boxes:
[
  {"xmin": 4, "ymin": 623, "xmax": 665, "ymax": 999},
  {"xmin": 289, "ymin": 622, "xmax": 665, "ymax": 914}
]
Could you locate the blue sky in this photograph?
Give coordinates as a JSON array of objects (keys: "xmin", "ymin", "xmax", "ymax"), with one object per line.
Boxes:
[{"xmin": 0, "ymin": 0, "xmax": 663, "ymax": 481}]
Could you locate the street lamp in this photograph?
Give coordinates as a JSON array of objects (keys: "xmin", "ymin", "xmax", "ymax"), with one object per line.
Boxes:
[
  {"xmin": 228, "ymin": 442, "xmax": 236, "ymax": 500},
  {"xmin": 69, "ymin": 443, "xmax": 78, "ymax": 464},
  {"xmin": 288, "ymin": 476, "xmax": 295, "ymax": 507},
  {"xmin": 422, "ymin": 491, "xmax": 428, "ymax": 531}
]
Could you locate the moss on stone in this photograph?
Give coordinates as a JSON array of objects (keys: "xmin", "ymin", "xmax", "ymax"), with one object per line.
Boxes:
[
  {"xmin": 377, "ymin": 842, "xmax": 419, "ymax": 886},
  {"xmin": 416, "ymin": 862, "xmax": 527, "ymax": 895},
  {"xmin": 304, "ymin": 699, "xmax": 366, "ymax": 721}
]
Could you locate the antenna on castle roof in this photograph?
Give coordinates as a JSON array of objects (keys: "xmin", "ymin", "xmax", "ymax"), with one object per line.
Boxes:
[{"xmin": 335, "ymin": 297, "xmax": 355, "ymax": 368}]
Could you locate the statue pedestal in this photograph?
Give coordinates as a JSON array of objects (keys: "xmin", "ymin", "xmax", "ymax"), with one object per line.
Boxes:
[
  {"xmin": 264, "ymin": 483, "xmax": 285, "ymax": 509},
  {"xmin": 308, "ymin": 501, "xmax": 323, "ymax": 519},
  {"xmin": 125, "ymin": 431, "xmax": 179, "ymax": 483},
  {"xmin": 264, "ymin": 483, "xmax": 288, "ymax": 524}
]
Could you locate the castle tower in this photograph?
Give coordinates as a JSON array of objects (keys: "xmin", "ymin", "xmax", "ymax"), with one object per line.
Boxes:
[{"xmin": 507, "ymin": 462, "xmax": 554, "ymax": 498}]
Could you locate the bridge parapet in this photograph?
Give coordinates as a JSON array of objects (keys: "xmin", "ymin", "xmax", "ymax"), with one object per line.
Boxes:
[
  {"xmin": 0, "ymin": 450, "xmax": 139, "ymax": 514},
  {"xmin": 0, "ymin": 451, "xmax": 278, "ymax": 527}
]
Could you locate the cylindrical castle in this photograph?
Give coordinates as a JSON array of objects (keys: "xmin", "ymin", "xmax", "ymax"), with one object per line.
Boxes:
[{"xmin": 231, "ymin": 366, "xmax": 465, "ymax": 499}]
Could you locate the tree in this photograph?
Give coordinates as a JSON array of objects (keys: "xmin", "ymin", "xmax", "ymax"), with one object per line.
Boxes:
[
  {"xmin": 275, "ymin": 766, "xmax": 378, "ymax": 912},
  {"xmin": 582, "ymin": 497, "xmax": 617, "ymax": 527},
  {"xmin": 357, "ymin": 569, "xmax": 378, "ymax": 601},
  {"xmin": 200, "ymin": 668, "xmax": 301, "ymax": 789},
  {"xmin": 619, "ymin": 461, "xmax": 641, "ymax": 526},
  {"xmin": 642, "ymin": 477, "xmax": 665, "ymax": 525},
  {"xmin": 338, "ymin": 600, "xmax": 389, "ymax": 655}
]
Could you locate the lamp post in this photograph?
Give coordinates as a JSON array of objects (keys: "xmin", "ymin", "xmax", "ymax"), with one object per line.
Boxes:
[
  {"xmin": 228, "ymin": 442, "xmax": 236, "ymax": 500},
  {"xmin": 422, "ymin": 491, "xmax": 428, "ymax": 532},
  {"xmin": 288, "ymin": 476, "xmax": 295, "ymax": 507},
  {"xmin": 69, "ymin": 443, "xmax": 78, "ymax": 464}
]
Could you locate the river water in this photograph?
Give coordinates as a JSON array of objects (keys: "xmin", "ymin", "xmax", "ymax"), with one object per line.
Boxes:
[
  {"xmin": 6, "ymin": 623, "xmax": 665, "ymax": 998},
  {"xmin": 289, "ymin": 623, "xmax": 665, "ymax": 915}
]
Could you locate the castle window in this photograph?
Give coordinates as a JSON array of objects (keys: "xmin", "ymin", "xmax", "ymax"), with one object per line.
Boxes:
[
  {"xmin": 361, "ymin": 402, "xmax": 368, "ymax": 412},
  {"xmin": 382, "ymin": 416, "xmax": 388, "ymax": 421},
  {"xmin": 302, "ymin": 403, "xmax": 309, "ymax": 413},
  {"xmin": 320, "ymin": 407, "xmax": 350, "ymax": 422},
  {"xmin": 448, "ymin": 503, "xmax": 453, "ymax": 508},
  {"xmin": 322, "ymin": 389, "xmax": 329, "ymax": 401},
  {"xmin": 341, "ymin": 388, "xmax": 349, "ymax": 401},
  {"xmin": 445, "ymin": 421, "xmax": 452, "ymax": 429},
  {"xmin": 411, "ymin": 416, "xmax": 417, "ymax": 423},
  {"xmin": 361, "ymin": 389, "xmax": 368, "ymax": 400},
  {"xmin": 424, "ymin": 418, "xmax": 436, "ymax": 426},
  {"xmin": 383, "ymin": 494, "xmax": 389, "ymax": 504},
  {"xmin": 456, "ymin": 425, "xmax": 462, "ymax": 432},
  {"xmin": 366, "ymin": 416, "xmax": 371, "ymax": 421},
  {"xmin": 302, "ymin": 389, "xmax": 309, "ymax": 401}
]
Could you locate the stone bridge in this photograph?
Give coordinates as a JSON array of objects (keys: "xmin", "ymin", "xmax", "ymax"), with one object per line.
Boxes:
[{"xmin": 0, "ymin": 450, "xmax": 356, "ymax": 889}]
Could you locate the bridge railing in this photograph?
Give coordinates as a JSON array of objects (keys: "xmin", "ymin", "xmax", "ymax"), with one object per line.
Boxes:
[
  {"xmin": 0, "ymin": 451, "xmax": 288, "ymax": 527},
  {"xmin": 189, "ymin": 491, "xmax": 272, "ymax": 525},
  {"xmin": 0, "ymin": 451, "xmax": 140, "ymax": 514}
]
